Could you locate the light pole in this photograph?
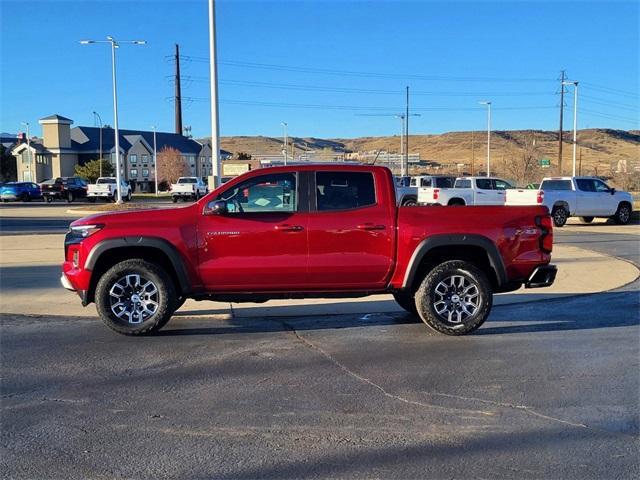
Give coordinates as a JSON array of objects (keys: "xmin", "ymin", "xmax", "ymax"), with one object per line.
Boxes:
[
  {"xmin": 81, "ymin": 36, "xmax": 146, "ymax": 203},
  {"xmin": 208, "ymin": 0, "xmax": 222, "ymax": 189},
  {"xmin": 93, "ymin": 111, "xmax": 103, "ymax": 177},
  {"xmin": 281, "ymin": 122, "xmax": 288, "ymax": 165},
  {"xmin": 152, "ymin": 126, "xmax": 158, "ymax": 196},
  {"xmin": 479, "ymin": 101, "xmax": 492, "ymax": 177},
  {"xmin": 563, "ymin": 80, "xmax": 579, "ymax": 176},
  {"xmin": 20, "ymin": 122, "xmax": 34, "ymax": 182}
]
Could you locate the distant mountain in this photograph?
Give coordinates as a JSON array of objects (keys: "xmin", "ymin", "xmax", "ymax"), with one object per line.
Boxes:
[{"xmin": 216, "ymin": 129, "xmax": 638, "ymax": 176}]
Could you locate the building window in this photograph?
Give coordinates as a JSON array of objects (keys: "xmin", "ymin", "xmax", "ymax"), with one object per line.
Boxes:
[
  {"xmin": 130, "ymin": 154, "xmax": 137, "ymax": 165},
  {"xmin": 142, "ymin": 169, "xmax": 149, "ymax": 177},
  {"xmin": 130, "ymin": 169, "xmax": 138, "ymax": 177},
  {"xmin": 141, "ymin": 154, "xmax": 148, "ymax": 164}
]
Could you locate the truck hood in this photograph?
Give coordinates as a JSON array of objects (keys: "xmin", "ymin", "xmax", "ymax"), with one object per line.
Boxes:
[{"xmin": 70, "ymin": 204, "xmax": 197, "ymax": 228}]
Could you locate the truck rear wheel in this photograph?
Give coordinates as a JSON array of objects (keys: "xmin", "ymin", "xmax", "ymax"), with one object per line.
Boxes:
[
  {"xmin": 392, "ymin": 292, "xmax": 418, "ymax": 314},
  {"xmin": 551, "ymin": 206, "xmax": 568, "ymax": 227},
  {"xmin": 415, "ymin": 260, "xmax": 492, "ymax": 335},
  {"xmin": 95, "ymin": 259, "xmax": 176, "ymax": 336},
  {"xmin": 580, "ymin": 216, "xmax": 594, "ymax": 223}
]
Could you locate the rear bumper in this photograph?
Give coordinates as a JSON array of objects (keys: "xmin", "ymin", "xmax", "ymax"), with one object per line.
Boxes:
[{"xmin": 525, "ymin": 264, "xmax": 557, "ymax": 289}]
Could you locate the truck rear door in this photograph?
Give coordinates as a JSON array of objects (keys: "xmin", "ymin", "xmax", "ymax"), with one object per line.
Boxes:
[{"xmin": 306, "ymin": 170, "xmax": 395, "ymax": 289}]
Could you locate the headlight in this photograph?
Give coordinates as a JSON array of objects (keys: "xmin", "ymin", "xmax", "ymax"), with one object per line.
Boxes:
[{"xmin": 69, "ymin": 224, "xmax": 104, "ymax": 238}]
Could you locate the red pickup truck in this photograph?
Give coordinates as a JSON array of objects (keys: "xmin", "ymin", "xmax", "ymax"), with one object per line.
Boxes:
[{"xmin": 61, "ymin": 165, "xmax": 556, "ymax": 336}]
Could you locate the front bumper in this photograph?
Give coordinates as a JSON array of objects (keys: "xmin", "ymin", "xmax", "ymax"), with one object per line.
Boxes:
[
  {"xmin": 61, "ymin": 272, "xmax": 90, "ymax": 305},
  {"xmin": 524, "ymin": 264, "xmax": 557, "ymax": 288}
]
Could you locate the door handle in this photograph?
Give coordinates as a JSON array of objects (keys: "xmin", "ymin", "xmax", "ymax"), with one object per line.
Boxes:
[
  {"xmin": 275, "ymin": 224, "xmax": 304, "ymax": 232},
  {"xmin": 357, "ymin": 223, "xmax": 386, "ymax": 231}
]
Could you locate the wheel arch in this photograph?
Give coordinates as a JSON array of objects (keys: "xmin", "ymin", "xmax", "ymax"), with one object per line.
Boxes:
[
  {"xmin": 402, "ymin": 234, "xmax": 507, "ymax": 292},
  {"xmin": 447, "ymin": 198, "xmax": 466, "ymax": 206},
  {"xmin": 85, "ymin": 237, "xmax": 190, "ymax": 304}
]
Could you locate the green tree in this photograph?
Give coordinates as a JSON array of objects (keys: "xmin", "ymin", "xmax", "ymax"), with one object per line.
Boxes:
[
  {"xmin": 74, "ymin": 159, "xmax": 114, "ymax": 183},
  {"xmin": 0, "ymin": 145, "xmax": 17, "ymax": 182}
]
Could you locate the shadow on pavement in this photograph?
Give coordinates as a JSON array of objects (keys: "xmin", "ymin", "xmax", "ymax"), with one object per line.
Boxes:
[{"xmin": 162, "ymin": 291, "xmax": 639, "ymax": 337}]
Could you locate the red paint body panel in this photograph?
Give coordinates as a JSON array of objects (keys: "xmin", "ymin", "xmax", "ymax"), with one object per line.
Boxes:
[{"xmin": 63, "ymin": 165, "xmax": 554, "ymax": 301}]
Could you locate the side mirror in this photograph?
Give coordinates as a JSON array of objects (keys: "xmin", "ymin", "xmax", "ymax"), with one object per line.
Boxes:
[
  {"xmin": 204, "ymin": 200, "xmax": 228, "ymax": 215},
  {"xmin": 610, "ymin": 188, "xmax": 616, "ymax": 195}
]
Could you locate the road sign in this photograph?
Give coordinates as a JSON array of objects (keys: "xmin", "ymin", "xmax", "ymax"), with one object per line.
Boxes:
[{"xmin": 539, "ymin": 158, "xmax": 551, "ymax": 168}]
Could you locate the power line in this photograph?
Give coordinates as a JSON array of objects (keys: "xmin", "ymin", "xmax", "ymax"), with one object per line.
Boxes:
[
  {"xmin": 178, "ymin": 56, "xmax": 555, "ymax": 83},
  {"xmin": 581, "ymin": 81, "xmax": 639, "ymax": 99},
  {"xmin": 580, "ymin": 95, "xmax": 638, "ymax": 111},
  {"xmin": 579, "ymin": 108, "xmax": 639, "ymax": 124}
]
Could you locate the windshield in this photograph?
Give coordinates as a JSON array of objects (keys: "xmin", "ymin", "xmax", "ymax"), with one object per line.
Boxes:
[{"xmin": 178, "ymin": 178, "xmax": 197, "ymax": 184}]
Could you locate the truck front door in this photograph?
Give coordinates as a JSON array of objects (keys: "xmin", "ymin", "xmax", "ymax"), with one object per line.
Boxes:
[
  {"xmin": 197, "ymin": 172, "xmax": 310, "ymax": 291},
  {"xmin": 306, "ymin": 170, "xmax": 395, "ymax": 289}
]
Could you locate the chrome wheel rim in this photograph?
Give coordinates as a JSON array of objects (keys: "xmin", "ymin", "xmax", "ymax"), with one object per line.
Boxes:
[
  {"xmin": 433, "ymin": 274, "xmax": 481, "ymax": 324},
  {"xmin": 554, "ymin": 208, "xmax": 566, "ymax": 224},
  {"xmin": 109, "ymin": 274, "xmax": 159, "ymax": 324}
]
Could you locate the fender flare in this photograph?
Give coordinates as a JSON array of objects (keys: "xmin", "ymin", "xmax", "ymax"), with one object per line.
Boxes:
[
  {"xmin": 85, "ymin": 236, "xmax": 191, "ymax": 292},
  {"xmin": 402, "ymin": 234, "xmax": 507, "ymax": 289}
]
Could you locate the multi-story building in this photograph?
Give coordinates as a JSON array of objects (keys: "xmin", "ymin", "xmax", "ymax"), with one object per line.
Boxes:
[{"xmin": 11, "ymin": 114, "xmax": 231, "ymax": 191}]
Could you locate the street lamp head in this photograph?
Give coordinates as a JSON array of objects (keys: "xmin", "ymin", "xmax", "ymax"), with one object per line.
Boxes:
[
  {"xmin": 479, "ymin": 101, "xmax": 491, "ymax": 106},
  {"xmin": 79, "ymin": 40, "xmax": 94, "ymax": 44},
  {"xmin": 133, "ymin": 40, "xmax": 146, "ymax": 45},
  {"xmin": 21, "ymin": 121, "xmax": 29, "ymax": 126},
  {"xmin": 106, "ymin": 35, "xmax": 114, "ymax": 41}
]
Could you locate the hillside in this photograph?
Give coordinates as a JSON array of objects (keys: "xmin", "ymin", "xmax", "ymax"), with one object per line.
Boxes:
[{"xmin": 219, "ymin": 129, "xmax": 639, "ymax": 178}]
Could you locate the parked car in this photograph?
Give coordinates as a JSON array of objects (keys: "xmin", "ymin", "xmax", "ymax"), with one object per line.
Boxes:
[
  {"xmin": 87, "ymin": 177, "xmax": 132, "ymax": 202},
  {"xmin": 506, "ymin": 176, "xmax": 634, "ymax": 227},
  {"xmin": 424, "ymin": 176, "xmax": 514, "ymax": 206},
  {"xmin": 0, "ymin": 182, "xmax": 43, "ymax": 202},
  {"xmin": 171, "ymin": 177, "xmax": 208, "ymax": 202},
  {"xmin": 416, "ymin": 176, "xmax": 457, "ymax": 205},
  {"xmin": 41, "ymin": 177, "xmax": 88, "ymax": 203},
  {"xmin": 61, "ymin": 164, "xmax": 556, "ymax": 337}
]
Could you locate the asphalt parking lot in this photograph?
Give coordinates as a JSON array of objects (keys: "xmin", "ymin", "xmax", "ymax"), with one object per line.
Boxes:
[{"xmin": 1, "ymin": 203, "xmax": 639, "ymax": 479}]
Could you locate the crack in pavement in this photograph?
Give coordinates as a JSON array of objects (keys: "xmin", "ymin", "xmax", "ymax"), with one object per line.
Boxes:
[{"xmin": 273, "ymin": 319, "xmax": 623, "ymax": 433}]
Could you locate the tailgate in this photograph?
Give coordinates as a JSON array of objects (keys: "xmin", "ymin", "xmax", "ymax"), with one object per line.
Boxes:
[{"xmin": 506, "ymin": 189, "xmax": 541, "ymax": 206}]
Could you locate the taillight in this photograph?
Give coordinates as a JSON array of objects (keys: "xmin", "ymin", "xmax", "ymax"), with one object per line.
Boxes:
[
  {"xmin": 433, "ymin": 188, "xmax": 440, "ymax": 200},
  {"xmin": 536, "ymin": 215, "xmax": 553, "ymax": 253},
  {"xmin": 536, "ymin": 190, "xmax": 544, "ymax": 204}
]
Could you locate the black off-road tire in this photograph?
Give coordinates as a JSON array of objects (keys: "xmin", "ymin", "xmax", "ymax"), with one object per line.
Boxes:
[
  {"xmin": 172, "ymin": 196, "xmax": 178, "ymax": 203},
  {"xmin": 415, "ymin": 260, "xmax": 492, "ymax": 336},
  {"xmin": 126, "ymin": 191, "xmax": 132, "ymax": 202},
  {"xmin": 580, "ymin": 216, "xmax": 594, "ymax": 223},
  {"xmin": 612, "ymin": 203, "xmax": 632, "ymax": 225},
  {"xmin": 95, "ymin": 259, "xmax": 176, "ymax": 336},
  {"xmin": 448, "ymin": 199, "xmax": 465, "ymax": 206},
  {"xmin": 46, "ymin": 196, "xmax": 53, "ymax": 203},
  {"xmin": 402, "ymin": 197, "xmax": 417, "ymax": 207},
  {"xmin": 66, "ymin": 191, "xmax": 74, "ymax": 203},
  {"xmin": 393, "ymin": 291, "xmax": 418, "ymax": 314},
  {"xmin": 20, "ymin": 193, "xmax": 30, "ymax": 202},
  {"xmin": 551, "ymin": 206, "xmax": 568, "ymax": 227}
]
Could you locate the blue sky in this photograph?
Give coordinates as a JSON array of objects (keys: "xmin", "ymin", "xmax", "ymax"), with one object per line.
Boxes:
[{"xmin": 1, "ymin": 0, "xmax": 638, "ymax": 139}]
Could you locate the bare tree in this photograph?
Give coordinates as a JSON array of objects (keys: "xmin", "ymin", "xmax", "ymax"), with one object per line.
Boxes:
[
  {"xmin": 496, "ymin": 133, "xmax": 543, "ymax": 186},
  {"xmin": 156, "ymin": 147, "xmax": 189, "ymax": 186}
]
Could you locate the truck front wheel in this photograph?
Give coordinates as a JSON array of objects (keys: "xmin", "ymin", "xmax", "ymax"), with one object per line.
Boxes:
[
  {"xmin": 415, "ymin": 260, "xmax": 492, "ymax": 335},
  {"xmin": 612, "ymin": 203, "xmax": 632, "ymax": 225},
  {"xmin": 95, "ymin": 259, "xmax": 176, "ymax": 336}
]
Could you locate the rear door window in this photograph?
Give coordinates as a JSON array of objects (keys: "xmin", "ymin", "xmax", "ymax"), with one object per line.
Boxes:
[
  {"xmin": 435, "ymin": 177, "xmax": 455, "ymax": 188},
  {"xmin": 541, "ymin": 180, "xmax": 573, "ymax": 191},
  {"xmin": 316, "ymin": 171, "xmax": 376, "ymax": 211},
  {"xmin": 455, "ymin": 179, "xmax": 472, "ymax": 188},
  {"xmin": 420, "ymin": 178, "xmax": 433, "ymax": 187},
  {"xmin": 476, "ymin": 178, "xmax": 494, "ymax": 190},
  {"xmin": 494, "ymin": 179, "xmax": 513, "ymax": 190}
]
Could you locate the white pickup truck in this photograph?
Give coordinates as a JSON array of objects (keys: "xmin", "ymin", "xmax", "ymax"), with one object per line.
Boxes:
[
  {"xmin": 424, "ymin": 176, "xmax": 514, "ymax": 206},
  {"xmin": 506, "ymin": 176, "xmax": 634, "ymax": 227},
  {"xmin": 87, "ymin": 177, "xmax": 132, "ymax": 202},
  {"xmin": 171, "ymin": 177, "xmax": 208, "ymax": 202}
]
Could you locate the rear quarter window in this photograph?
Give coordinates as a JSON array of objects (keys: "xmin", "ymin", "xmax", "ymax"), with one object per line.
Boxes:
[{"xmin": 455, "ymin": 179, "xmax": 471, "ymax": 188}]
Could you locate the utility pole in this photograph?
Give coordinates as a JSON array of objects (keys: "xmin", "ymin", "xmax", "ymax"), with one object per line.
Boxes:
[
  {"xmin": 558, "ymin": 70, "xmax": 566, "ymax": 176},
  {"xmin": 471, "ymin": 130, "xmax": 475, "ymax": 176},
  {"xmin": 479, "ymin": 101, "xmax": 492, "ymax": 177},
  {"xmin": 152, "ymin": 126, "xmax": 158, "ymax": 196},
  {"xmin": 208, "ymin": 0, "xmax": 222, "ymax": 188},
  {"xmin": 175, "ymin": 44, "xmax": 183, "ymax": 135},
  {"xmin": 579, "ymin": 147, "xmax": 582, "ymax": 176},
  {"xmin": 403, "ymin": 86, "xmax": 410, "ymax": 177},
  {"xmin": 93, "ymin": 111, "xmax": 103, "ymax": 177},
  {"xmin": 562, "ymin": 80, "xmax": 579, "ymax": 177},
  {"xmin": 281, "ymin": 122, "xmax": 288, "ymax": 165}
]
